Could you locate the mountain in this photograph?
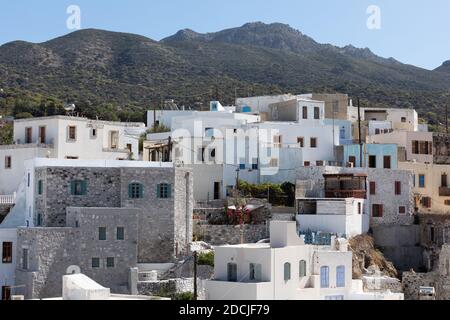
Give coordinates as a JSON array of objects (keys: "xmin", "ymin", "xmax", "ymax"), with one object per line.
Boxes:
[
  {"xmin": 435, "ymin": 60, "xmax": 450, "ymax": 74},
  {"xmin": 0, "ymin": 22, "xmax": 449, "ymax": 129}
]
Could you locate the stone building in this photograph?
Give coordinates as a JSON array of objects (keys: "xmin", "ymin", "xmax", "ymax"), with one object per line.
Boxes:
[
  {"xmin": 433, "ymin": 133, "xmax": 450, "ymax": 165},
  {"xmin": 10, "ymin": 158, "xmax": 193, "ymax": 299}
]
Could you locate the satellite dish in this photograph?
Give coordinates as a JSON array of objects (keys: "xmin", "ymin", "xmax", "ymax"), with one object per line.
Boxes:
[{"xmin": 64, "ymin": 103, "xmax": 76, "ymax": 112}]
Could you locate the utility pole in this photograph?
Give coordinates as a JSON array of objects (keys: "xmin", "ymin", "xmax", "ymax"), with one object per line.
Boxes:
[
  {"xmin": 193, "ymin": 251, "xmax": 198, "ymax": 300},
  {"xmin": 236, "ymin": 168, "xmax": 240, "ymax": 190},
  {"xmin": 357, "ymin": 97, "xmax": 363, "ymax": 167},
  {"xmin": 446, "ymin": 104, "xmax": 448, "ymax": 134}
]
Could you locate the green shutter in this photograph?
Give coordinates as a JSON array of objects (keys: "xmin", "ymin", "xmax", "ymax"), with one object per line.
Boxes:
[
  {"xmin": 167, "ymin": 184, "xmax": 172, "ymax": 198},
  {"xmin": 128, "ymin": 183, "xmax": 132, "ymax": 198},
  {"xmin": 156, "ymin": 184, "xmax": 161, "ymax": 198},
  {"xmin": 70, "ymin": 180, "xmax": 75, "ymax": 195},
  {"xmin": 81, "ymin": 180, "xmax": 87, "ymax": 195},
  {"xmin": 139, "ymin": 184, "xmax": 144, "ymax": 198}
]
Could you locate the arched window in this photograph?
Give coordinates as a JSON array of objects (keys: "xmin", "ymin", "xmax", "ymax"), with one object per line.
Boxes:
[
  {"xmin": 299, "ymin": 260, "xmax": 307, "ymax": 278},
  {"xmin": 336, "ymin": 265, "xmax": 345, "ymax": 287},
  {"xmin": 320, "ymin": 266, "xmax": 329, "ymax": 288},
  {"xmin": 284, "ymin": 262, "xmax": 291, "ymax": 281},
  {"xmin": 128, "ymin": 182, "xmax": 143, "ymax": 199}
]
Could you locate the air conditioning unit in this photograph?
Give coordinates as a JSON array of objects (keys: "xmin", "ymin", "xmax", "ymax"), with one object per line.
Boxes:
[{"xmin": 11, "ymin": 295, "xmax": 24, "ymax": 300}]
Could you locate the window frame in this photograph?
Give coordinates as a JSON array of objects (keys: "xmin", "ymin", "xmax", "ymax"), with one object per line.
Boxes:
[
  {"xmin": 320, "ymin": 266, "xmax": 330, "ymax": 288},
  {"xmin": 284, "ymin": 262, "xmax": 291, "ymax": 281},
  {"xmin": 336, "ymin": 265, "xmax": 345, "ymax": 288},
  {"xmin": 92, "ymin": 257, "xmax": 100, "ymax": 268},
  {"xmin": 98, "ymin": 227, "xmax": 107, "ymax": 241},
  {"xmin": 68, "ymin": 125, "xmax": 77, "ymax": 141},
  {"xmin": 157, "ymin": 183, "xmax": 172, "ymax": 199},
  {"xmin": 129, "ymin": 182, "xmax": 144, "ymax": 199},
  {"xmin": 2, "ymin": 242, "xmax": 13, "ymax": 264},
  {"xmin": 4, "ymin": 156, "xmax": 11, "ymax": 169},
  {"xmin": 299, "ymin": 260, "xmax": 307, "ymax": 278},
  {"xmin": 116, "ymin": 227, "xmax": 125, "ymax": 240},
  {"xmin": 106, "ymin": 257, "xmax": 115, "ymax": 268}
]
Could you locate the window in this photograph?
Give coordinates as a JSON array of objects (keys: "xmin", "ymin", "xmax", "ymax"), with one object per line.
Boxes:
[
  {"xmin": 70, "ymin": 180, "xmax": 87, "ymax": 196},
  {"xmin": 304, "ymin": 161, "xmax": 310, "ymax": 167},
  {"xmin": 38, "ymin": 180, "xmax": 43, "ymax": 195},
  {"xmin": 348, "ymin": 156, "xmax": 356, "ymax": 167},
  {"xmin": 422, "ymin": 197, "xmax": 432, "ymax": 208},
  {"xmin": 320, "ymin": 266, "xmax": 329, "ymax": 288},
  {"xmin": 252, "ymin": 159, "xmax": 258, "ymax": 170},
  {"xmin": 302, "ymin": 106, "xmax": 308, "ymax": 119},
  {"xmin": 25, "ymin": 127, "xmax": 32, "ymax": 144},
  {"xmin": 91, "ymin": 128, "xmax": 97, "ymax": 138},
  {"xmin": 110, "ymin": 131, "xmax": 119, "ymax": 149},
  {"xmin": 227, "ymin": 263, "xmax": 237, "ymax": 282},
  {"xmin": 239, "ymin": 163, "xmax": 246, "ymax": 170},
  {"xmin": 98, "ymin": 227, "xmax": 106, "ymax": 241},
  {"xmin": 157, "ymin": 183, "xmax": 171, "ymax": 199},
  {"xmin": 383, "ymin": 156, "xmax": 391, "ymax": 169},
  {"xmin": 419, "ymin": 174, "xmax": 425, "ymax": 188},
  {"xmin": 128, "ymin": 183, "xmax": 144, "ymax": 199},
  {"xmin": 22, "ymin": 248, "xmax": 28, "ymax": 270},
  {"xmin": 38, "ymin": 126, "xmax": 46, "ymax": 144},
  {"xmin": 92, "ymin": 257, "xmax": 100, "ymax": 268},
  {"xmin": 375, "ymin": 128, "xmax": 380, "ymax": 135},
  {"xmin": 336, "ymin": 266, "xmax": 345, "ymax": 287},
  {"xmin": 284, "ymin": 262, "xmax": 291, "ymax": 281},
  {"xmin": 297, "ymin": 137, "xmax": 304, "ymax": 148},
  {"xmin": 65, "ymin": 156, "xmax": 79, "ymax": 160},
  {"xmin": 269, "ymin": 158, "xmax": 278, "ymax": 167},
  {"xmin": 310, "ymin": 137, "xmax": 317, "ymax": 148},
  {"xmin": 316, "ymin": 161, "xmax": 324, "ymax": 166},
  {"xmin": 372, "ymin": 204, "xmax": 383, "ymax": 217},
  {"xmin": 358, "ymin": 202, "xmax": 362, "ymax": 214},
  {"xmin": 116, "ymin": 227, "xmax": 125, "ymax": 240},
  {"xmin": 273, "ymin": 135, "xmax": 282, "ymax": 147},
  {"xmin": 399, "ymin": 206, "xmax": 406, "ymax": 215},
  {"xmin": 368, "ymin": 155, "xmax": 377, "ymax": 168},
  {"xmin": 126, "ymin": 144, "xmax": 132, "ymax": 152},
  {"xmin": 314, "ymin": 107, "xmax": 320, "ymax": 119},
  {"xmin": 299, "ymin": 260, "xmax": 307, "ymax": 278},
  {"xmin": 205, "ymin": 127, "xmax": 214, "ymax": 138},
  {"xmin": 412, "ymin": 140, "xmax": 419, "ymax": 154},
  {"xmin": 401, "ymin": 117, "xmax": 406, "ymax": 123},
  {"xmin": 395, "ymin": 181, "xmax": 401, "ymax": 195},
  {"xmin": 249, "ymin": 263, "xmax": 262, "ymax": 281},
  {"xmin": 106, "ymin": 257, "xmax": 115, "ymax": 268},
  {"xmin": 37, "ymin": 213, "xmax": 42, "ymax": 226},
  {"xmin": 68, "ymin": 126, "xmax": 77, "ymax": 141},
  {"xmin": 4, "ymin": 156, "xmax": 11, "ymax": 169},
  {"xmin": 2, "ymin": 242, "xmax": 12, "ymax": 264},
  {"xmin": 369, "ymin": 182, "xmax": 376, "ymax": 195},
  {"xmin": 442, "ymin": 174, "xmax": 448, "ymax": 187},
  {"xmin": 27, "ymin": 173, "xmax": 30, "ymax": 187}
]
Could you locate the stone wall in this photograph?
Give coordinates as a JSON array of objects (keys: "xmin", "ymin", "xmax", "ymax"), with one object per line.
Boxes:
[
  {"xmin": 15, "ymin": 207, "xmax": 139, "ymax": 299},
  {"xmin": 194, "ymin": 223, "xmax": 269, "ymax": 245},
  {"xmin": 34, "ymin": 165, "xmax": 193, "ymax": 263},
  {"xmin": 433, "ymin": 133, "xmax": 450, "ymax": 164},
  {"xmin": 372, "ymin": 225, "xmax": 422, "ymax": 271}
]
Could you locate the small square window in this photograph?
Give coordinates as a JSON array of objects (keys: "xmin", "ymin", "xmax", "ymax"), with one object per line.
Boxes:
[
  {"xmin": 98, "ymin": 227, "xmax": 106, "ymax": 240},
  {"xmin": 401, "ymin": 117, "xmax": 406, "ymax": 123},
  {"xmin": 92, "ymin": 257, "xmax": 100, "ymax": 268},
  {"xmin": 310, "ymin": 138, "xmax": 317, "ymax": 148},
  {"xmin": 399, "ymin": 206, "xmax": 406, "ymax": 215},
  {"xmin": 239, "ymin": 163, "xmax": 246, "ymax": 170},
  {"xmin": 68, "ymin": 126, "xmax": 77, "ymax": 141},
  {"xmin": 106, "ymin": 257, "xmax": 115, "ymax": 268},
  {"xmin": 304, "ymin": 161, "xmax": 310, "ymax": 167}
]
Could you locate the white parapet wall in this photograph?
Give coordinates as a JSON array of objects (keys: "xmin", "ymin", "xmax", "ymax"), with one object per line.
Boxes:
[{"xmin": 63, "ymin": 274, "xmax": 111, "ymax": 300}]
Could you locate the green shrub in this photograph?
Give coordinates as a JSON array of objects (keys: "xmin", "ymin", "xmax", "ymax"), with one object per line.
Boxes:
[
  {"xmin": 197, "ymin": 251, "xmax": 214, "ymax": 267},
  {"xmin": 172, "ymin": 292, "xmax": 195, "ymax": 300}
]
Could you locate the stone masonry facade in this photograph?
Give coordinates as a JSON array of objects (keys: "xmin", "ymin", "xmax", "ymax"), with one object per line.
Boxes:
[{"xmin": 15, "ymin": 207, "xmax": 139, "ymax": 299}]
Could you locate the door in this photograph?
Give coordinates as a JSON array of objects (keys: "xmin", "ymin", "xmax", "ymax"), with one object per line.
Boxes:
[
  {"xmin": 39, "ymin": 126, "xmax": 46, "ymax": 144},
  {"xmin": 214, "ymin": 182, "xmax": 220, "ymax": 200},
  {"xmin": 25, "ymin": 127, "xmax": 32, "ymax": 144},
  {"xmin": 1, "ymin": 286, "xmax": 11, "ymax": 300}
]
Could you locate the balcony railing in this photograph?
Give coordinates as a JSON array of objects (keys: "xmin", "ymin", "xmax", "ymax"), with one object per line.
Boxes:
[
  {"xmin": 439, "ymin": 187, "xmax": 450, "ymax": 197},
  {"xmin": 325, "ymin": 190, "xmax": 366, "ymax": 199},
  {"xmin": 0, "ymin": 192, "xmax": 16, "ymax": 205}
]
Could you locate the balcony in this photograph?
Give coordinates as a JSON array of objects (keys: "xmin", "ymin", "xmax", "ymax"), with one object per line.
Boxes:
[
  {"xmin": 439, "ymin": 187, "xmax": 450, "ymax": 197},
  {"xmin": 325, "ymin": 190, "xmax": 367, "ymax": 199},
  {"xmin": 0, "ymin": 192, "xmax": 16, "ymax": 205}
]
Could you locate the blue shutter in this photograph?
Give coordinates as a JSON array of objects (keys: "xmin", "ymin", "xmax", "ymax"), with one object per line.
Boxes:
[
  {"xmin": 320, "ymin": 266, "xmax": 329, "ymax": 288},
  {"xmin": 128, "ymin": 184, "xmax": 132, "ymax": 198},
  {"xmin": 156, "ymin": 184, "xmax": 161, "ymax": 198},
  {"xmin": 336, "ymin": 266, "xmax": 345, "ymax": 287},
  {"xmin": 70, "ymin": 180, "xmax": 75, "ymax": 195},
  {"xmin": 167, "ymin": 184, "xmax": 172, "ymax": 198},
  {"xmin": 81, "ymin": 181, "xmax": 87, "ymax": 195},
  {"xmin": 139, "ymin": 184, "xmax": 144, "ymax": 198}
]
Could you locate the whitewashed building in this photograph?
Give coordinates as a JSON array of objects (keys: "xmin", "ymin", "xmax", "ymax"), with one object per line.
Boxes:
[{"xmin": 205, "ymin": 221, "xmax": 403, "ymax": 300}]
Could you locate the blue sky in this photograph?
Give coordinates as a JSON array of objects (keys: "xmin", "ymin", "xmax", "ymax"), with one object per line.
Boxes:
[{"xmin": 0, "ymin": 0, "xmax": 449, "ymax": 70}]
